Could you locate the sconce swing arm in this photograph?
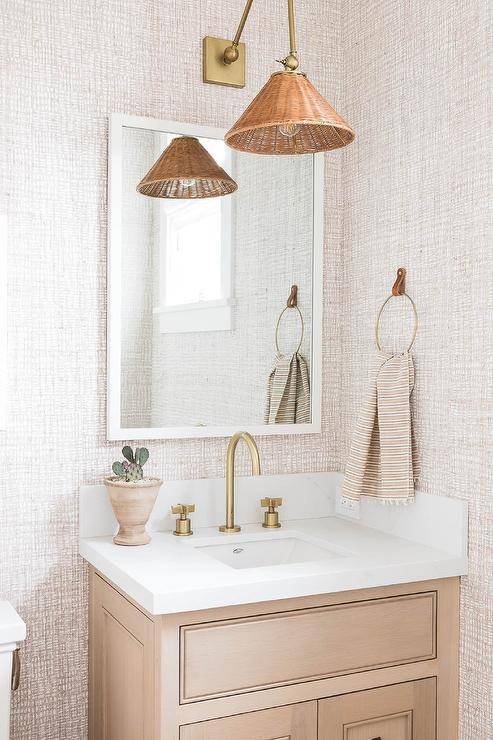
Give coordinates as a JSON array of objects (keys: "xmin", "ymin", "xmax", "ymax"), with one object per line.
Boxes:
[{"xmin": 223, "ymin": 0, "xmax": 299, "ymax": 72}]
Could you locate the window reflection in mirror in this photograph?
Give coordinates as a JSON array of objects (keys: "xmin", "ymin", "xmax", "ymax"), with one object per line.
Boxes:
[{"xmin": 155, "ymin": 135, "xmax": 231, "ymax": 326}]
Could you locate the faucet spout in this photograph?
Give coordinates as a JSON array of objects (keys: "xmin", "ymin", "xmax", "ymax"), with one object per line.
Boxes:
[{"xmin": 219, "ymin": 431, "xmax": 261, "ymax": 533}]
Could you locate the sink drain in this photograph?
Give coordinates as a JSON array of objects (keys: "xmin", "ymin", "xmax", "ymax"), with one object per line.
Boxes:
[{"xmin": 232, "ymin": 547, "xmax": 244, "ymax": 554}]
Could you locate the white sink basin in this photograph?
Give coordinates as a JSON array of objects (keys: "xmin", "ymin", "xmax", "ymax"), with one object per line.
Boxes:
[{"xmin": 195, "ymin": 536, "xmax": 345, "ymax": 569}]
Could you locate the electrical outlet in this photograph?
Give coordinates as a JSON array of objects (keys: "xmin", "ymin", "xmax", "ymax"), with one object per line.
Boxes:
[{"xmin": 336, "ymin": 492, "xmax": 361, "ymax": 520}]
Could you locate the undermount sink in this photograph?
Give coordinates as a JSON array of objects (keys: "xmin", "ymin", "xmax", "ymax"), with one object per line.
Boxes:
[{"xmin": 195, "ymin": 536, "xmax": 345, "ymax": 570}]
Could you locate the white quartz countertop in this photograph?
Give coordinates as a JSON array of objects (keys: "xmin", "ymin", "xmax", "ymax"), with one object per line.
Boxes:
[{"xmin": 80, "ymin": 515, "xmax": 468, "ymax": 615}]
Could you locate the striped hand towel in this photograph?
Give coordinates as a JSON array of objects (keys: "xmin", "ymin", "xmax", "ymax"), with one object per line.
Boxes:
[
  {"xmin": 342, "ymin": 351, "xmax": 419, "ymax": 505},
  {"xmin": 265, "ymin": 352, "xmax": 310, "ymax": 424}
]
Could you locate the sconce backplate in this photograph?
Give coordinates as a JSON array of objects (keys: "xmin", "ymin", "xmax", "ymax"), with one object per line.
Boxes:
[{"xmin": 203, "ymin": 36, "xmax": 246, "ymax": 88}]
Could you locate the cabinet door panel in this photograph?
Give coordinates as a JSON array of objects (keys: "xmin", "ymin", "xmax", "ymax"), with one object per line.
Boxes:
[
  {"xmin": 318, "ymin": 679, "xmax": 436, "ymax": 740},
  {"xmin": 90, "ymin": 574, "xmax": 156, "ymax": 740},
  {"xmin": 180, "ymin": 701, "xmax": 317, "ymax": 740},
  {"xmin": 103, "ymin": 611, "xmax": 145, "ymax": 740},
  {"xmin": 345, "ymin": 711, "xmax": 412, "ymax": 740}
]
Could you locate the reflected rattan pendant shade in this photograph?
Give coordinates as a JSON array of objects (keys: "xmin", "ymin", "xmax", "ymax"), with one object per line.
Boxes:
[
  {"xmin": 225, "ymin": 72, "xmax": 355, "ymax": 155},
  {"xmin": 136, "ymin": 136, "xmax": 237, "ymax": 199}
]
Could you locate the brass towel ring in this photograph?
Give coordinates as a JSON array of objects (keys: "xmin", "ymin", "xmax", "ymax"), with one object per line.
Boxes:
[
  {"xmin": 275, "ymin": 305, "xmax": 304, "ymax": 355},
  {"xmin": 375, "ymin": 292, "xmax": 418, "ymax": 352}
]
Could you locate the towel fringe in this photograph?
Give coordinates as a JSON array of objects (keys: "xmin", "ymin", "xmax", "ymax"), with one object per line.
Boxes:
[
  {"xmin": 378, "ymin": 497, "xmax": 414, "ymax": 506},
  {"xmin": 341, "ymin": 495, "xmax": 415, "ymax": 508}
]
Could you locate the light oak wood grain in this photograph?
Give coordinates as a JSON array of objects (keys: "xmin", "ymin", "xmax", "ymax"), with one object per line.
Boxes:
[
  {"xmin": 179, "ymin": 701, "xmax": 317, "ymax": 740},
  {"xmin": 89, "ymin": 569, "xmax": 459, "ymax": 740},
  {"xmin": 318, "ymin": 678, "xmax": 436, "ymax": 739},
  {"xmin": 180, "ymin": 592, "xmax": 436, "ymax": 701},
  {"xmin": 435, "ymin": 575, "xmax": 459, "ymax": 740},
  {"xmin": 89, "ymin": 573, "xmax": 157, "ymax": 739},
  {"xmin": 344, "ymin": 711, "xmax": 412, "ymax": 740}
]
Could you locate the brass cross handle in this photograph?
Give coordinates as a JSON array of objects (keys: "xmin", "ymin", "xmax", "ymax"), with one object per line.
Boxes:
[
  {"xmin": 261, "ymin": 498, "xmax": 283, "ymax": 528},
  {"xmin": 171, "ymin": 503, "xmax": 195, "ymax": 516},
  {"xmin": 261, "ymin": 497, "xmax": 283, "ymax": 509},
  {"xmin": 171, "ymin": 504, "xmax": 195, "ymax": 536}
]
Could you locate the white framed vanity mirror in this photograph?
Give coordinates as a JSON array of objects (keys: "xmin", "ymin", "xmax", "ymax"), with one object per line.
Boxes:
[{"xmin": 107, "ymin": 113, "xmax": 323, "ymax": 440}]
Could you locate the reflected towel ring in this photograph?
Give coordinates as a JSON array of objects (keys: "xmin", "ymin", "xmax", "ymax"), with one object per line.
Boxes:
[
  {"xmin": 375, "ymin": 292, "xmax": 418, "ymax": 352},
  {"xmin": 275, "ymin": 305, "xmax": 304, "ymax": 355}
]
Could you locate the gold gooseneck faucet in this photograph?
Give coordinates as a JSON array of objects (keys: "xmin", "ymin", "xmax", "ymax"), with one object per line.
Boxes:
[{"xmin": 219, "ymin": 432, "xmax": 261, "ymax": 533}]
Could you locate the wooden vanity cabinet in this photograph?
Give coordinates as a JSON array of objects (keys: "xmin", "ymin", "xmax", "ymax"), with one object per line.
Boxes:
[{"xmin": 89, "ymin": 568, "xmax": 459, "ymax": 740}]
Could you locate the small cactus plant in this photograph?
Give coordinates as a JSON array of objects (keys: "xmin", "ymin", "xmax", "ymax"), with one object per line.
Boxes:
[{"xmin": 112, "ymin": 446, "xmax": 150, "ymax": 482}]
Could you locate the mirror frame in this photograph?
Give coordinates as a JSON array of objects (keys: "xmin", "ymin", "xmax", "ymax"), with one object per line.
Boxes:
[
  {"xmin": 0, "ymin": 216, "xmax": 6, "ymax": 430},
  {"xmin": 107, "ymin": 113, "xmax": 324, "ymax": 440}
]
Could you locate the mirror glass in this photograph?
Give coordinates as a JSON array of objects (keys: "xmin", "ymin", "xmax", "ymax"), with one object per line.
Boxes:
[{"xmin": 109, "ymin": 116, "xmax": 323, "ymax": 438}]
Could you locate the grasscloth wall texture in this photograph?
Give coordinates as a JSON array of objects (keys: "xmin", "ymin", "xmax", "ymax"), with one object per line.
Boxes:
[
  {"xmin": 0, "ymin": 0, "xmax": 344, "ymax": 737},
  {"xmin": 338, "ymin": 1, "xmax": 493, "ymax": 737},
  {"xmin": 0, "ymin": 0, "xmax": 491, "ymax": 739}
]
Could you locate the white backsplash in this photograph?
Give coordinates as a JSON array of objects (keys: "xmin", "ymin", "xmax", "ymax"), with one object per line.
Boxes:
[
  {"xmin": 80, "ymin": 472, "xmax": 467, "ymax": 560},
  {"xmin": 80, "ymin": 472, "xmax": 339, "ymax": 537}
]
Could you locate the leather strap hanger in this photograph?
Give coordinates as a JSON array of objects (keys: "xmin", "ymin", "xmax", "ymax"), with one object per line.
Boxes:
[
  {"xmin": 375, "ymin": 268, "xmax": 418, "ymax": 352},
  {"xmin": 275, "ymin": 285, "xmax": 304, "ymax": 354},
  {"xmin": 391, "ymin": 267, "xmax": 406, "ymax": 296}
]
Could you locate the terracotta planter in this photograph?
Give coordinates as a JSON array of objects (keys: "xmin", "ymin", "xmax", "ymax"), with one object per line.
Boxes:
[{"xmin": 104, "ymin": 476, "xmax": 163, "ymax": 546}]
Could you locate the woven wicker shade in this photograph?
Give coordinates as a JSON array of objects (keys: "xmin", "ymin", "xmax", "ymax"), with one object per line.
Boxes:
[
  {"xmin": 136, "ymin": 136, "xmax": 237, "ymax": 199},
  {"xmin": 225, "ymin": 72, "xmax": 355, "ymax": 155}
]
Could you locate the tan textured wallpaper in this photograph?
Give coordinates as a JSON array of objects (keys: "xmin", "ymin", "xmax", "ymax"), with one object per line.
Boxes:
[
  {"xmin": 0, "ymin": 0, "xmax": 491, "ymax": 737},
  {"xmin": 0, "ymin": 0, "xmax": 344, "ymax": 737},
  {"xmin": 338, "ymin": 1, "xmax": 493, "ymax": 737}
]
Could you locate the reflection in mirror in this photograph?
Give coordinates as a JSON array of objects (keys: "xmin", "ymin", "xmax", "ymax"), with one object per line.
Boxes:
[{"xmin": 109, "ymin": 116, "xmax": 322, "ymax": 438}]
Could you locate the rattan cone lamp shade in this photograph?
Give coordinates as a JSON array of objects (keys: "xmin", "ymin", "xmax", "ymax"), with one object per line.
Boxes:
[
  {"xmin": 136, "ymin": 136, "xmax": 237, "ymax": 199},
  {"xmin": 225, "ymin": 72, "xmax": 355, "ymax": 155}
]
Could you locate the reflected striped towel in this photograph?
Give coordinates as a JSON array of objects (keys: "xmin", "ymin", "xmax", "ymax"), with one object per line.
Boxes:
[
  {"xmin": 265, "ymin": 352, "xmax": 310, "ymax": 424},
  {"xmin": 342, "ymin": 351, "xmax": 419, "ymax": 505}
]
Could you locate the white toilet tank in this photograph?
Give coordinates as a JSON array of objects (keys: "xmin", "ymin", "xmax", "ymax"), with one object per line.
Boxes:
[{"xmin": 0, "ymin": 602, "xmax": 25, "ymax": 740}]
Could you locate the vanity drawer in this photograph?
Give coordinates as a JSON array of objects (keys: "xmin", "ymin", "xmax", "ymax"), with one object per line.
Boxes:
[{"xmin": 179, "ymin": 591, "xmax": 436, "ymax": 703}]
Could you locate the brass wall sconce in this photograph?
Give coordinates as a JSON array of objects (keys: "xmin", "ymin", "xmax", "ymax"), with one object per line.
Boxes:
[{"xmin": 203, "ymin": 0, "xmax": 355, "ymax": 155}]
